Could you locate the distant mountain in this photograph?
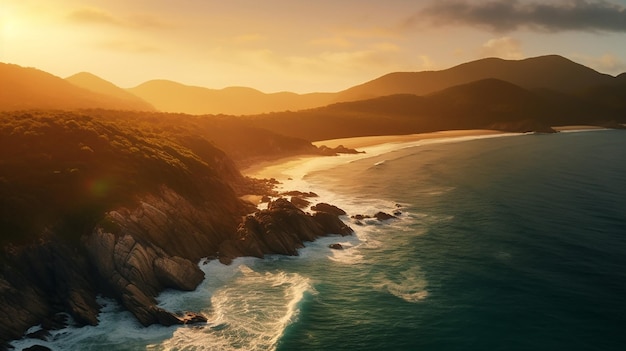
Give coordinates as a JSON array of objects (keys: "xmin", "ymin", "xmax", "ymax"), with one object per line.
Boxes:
[
  {"xmin": 335, "ymin": 55, "xmax": 617, "ymax": 102},
  {"xmin": 243, "ymin": 78, "xmax": 624, "ymax": 141},
  {"xmin": 0, "ymin": 63, "xmax": 154, "ymax": 111},
  {"xmin": 128, "ymin": 80, "xmax": 334, "ymax": 115},
  {"xmin": 66, "ymin": 72, "xmax": 154, "ymax": 111}
]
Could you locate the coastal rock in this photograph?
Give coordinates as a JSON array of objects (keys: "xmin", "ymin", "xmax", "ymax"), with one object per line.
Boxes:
[
  {"xmin": 154, "ymin": 256, "xmax": 204, "ymax": 291},
  {"xmin": 0, "ymin": 186, "xmax": 350, "ymax": 346},
  {"xmin": 85, "ymin": 229, "xmax": 206, "ymax": 327},
  {"xmin": 181, "ymin": 311, "xmax": 208, "ymax": 324},
  {"xmin": 290, "ymin": 196, "xmax": 311, "ymax": 209},
  {"xmin": 25, "ymin": 329, "xmax": 51, "ymax": 341},
  {"xmin": 311, "ymin": 203, "xmax": 347, "ymax": 216},
  {"xmin": 218, "ymin": 198, "xmax": 353, "ymax": 263},
  {"xmin": 317, "ymin": 145, "xmax": 364, "ymax": 156},
  {"xmin": 281, "ymin": 190, "xmax": 319, "ymax": 198},
  {"xmin": 0, "ymin": 238, "xmax": 100, "ymax": 346},
  {"xmin": 329, "ymin": 243, "xmax": 344, "ymax": 250},
  {"xmin": 352, "ymin": 211, "xmax": 398, "ymax": 221},
  {"xmin": 351, "ymin": 214, "xmax": 370, "ymax": 220},
  {"xmin": 374, "ymin": 212, "xmax": 397, "ymax": 221},
  {"xmin": 313, "ymin": 212, "xmax": 353, "ymax": 236}
]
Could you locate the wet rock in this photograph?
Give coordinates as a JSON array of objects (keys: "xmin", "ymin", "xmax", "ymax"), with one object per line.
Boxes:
[
  {"xmin": 290, "ymin": 196, "xmax": 311, "ymax": 209},
  {"xmin": 25, "ymin": 329, "xmax": 51, "ymax": 341},
  {"xmin": 311, "ymin": 203, "xmax": 347, "ymax": 216},
  {"xmin": 329, "ymin": 243, "xmax": 344, "ymax": 250},
  {"xmin": 181, "ymin": 312, "xmax": 208, "ymax": 324},
  {"xmin": 313, "ymin": 212, "xmax": 353, "ymax": 236},
  {"xmin": 154, "ymin": 256, "xmax": 205, "ymax": 291},
  {"xmin": 85, "ymin": 229, "xmax": 206, "ymax": 327},
  {"xmin": 374, "ymin": 212, "xmax": 397, "ymax": 221},
  {"xmin": 219, "ymin": 198, "xmax": 353, "ymax": 263},
  {"xmin": 281, "ymin": 190, "xmax": 319, "ymax": 198},
  {"xmin": 351, "ymin": 214, "xmax": 370, "ymax": 220}
]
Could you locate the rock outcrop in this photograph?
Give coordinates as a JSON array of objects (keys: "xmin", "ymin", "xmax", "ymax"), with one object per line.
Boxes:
[
  {"xmin": 0, "ymin": 238, "xmax": 100, "ymax": 347},
  {"xmin": 351, "ymin": 211, "xmax": 397, "ymax": 221},
  {"xmin": 0, "ymin": 185, "xmax": 247, "ymax": 347},
  {"xmin": 290, "ymin": 196, "xmax": 311, "ymax": 209},
  {"xmin": 84, "ymin": 230, "xmax": 205, "ymax": 326},
  {"xmin": 218, "ymin": 198, "xmax": 353, "ymax": 264},
  {"xmin": 317, "ymin": 145, "xmax": 364, "ymax": 156},
  {"xmin": 311, "ymin": 203, "xmax": 347, "ymax": 216},
  {"xmin": 0, "ymin": 190, "xmax": 354, "ymax": 348}
]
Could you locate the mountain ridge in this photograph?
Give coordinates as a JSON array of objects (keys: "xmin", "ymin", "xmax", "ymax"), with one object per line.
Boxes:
[
  {"xmin": 0, "ymin": 63, "xmax": 154, "ymax": 112},
  {"xmin": 334, "ymin": 55, "xmax": 618, "ymax": 102},
  {"xmin": 65, "ymin": 72, "xmax": 155, "ymax": 111},
  {"xmin": 241, "ymin": 77, "xmax": 625, "ymax": 141},
  {"xmin": 4, "ymin": 55, "xmax": 625, "ymax": 116},
  {"xmin": 128, "ymin": 79, "xmax": 335, "ymax": 115}
]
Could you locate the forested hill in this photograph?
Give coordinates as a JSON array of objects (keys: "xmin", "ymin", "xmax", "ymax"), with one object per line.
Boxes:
[{"xmin": 241, "ymin": 78, "xmax": 626, "ymax": 141}]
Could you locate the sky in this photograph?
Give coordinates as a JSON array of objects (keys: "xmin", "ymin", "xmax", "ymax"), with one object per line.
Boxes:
[{"xmin": 2, "ymin": 0, "xmax": 626, "ymax": 93}]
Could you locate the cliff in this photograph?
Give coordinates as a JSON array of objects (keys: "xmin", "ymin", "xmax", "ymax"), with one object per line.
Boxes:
[{"xmin": 0, "ymin": 111, "xmax": 353, "ymax": 347}]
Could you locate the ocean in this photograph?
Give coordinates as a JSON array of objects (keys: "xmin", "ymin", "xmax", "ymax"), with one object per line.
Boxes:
[{"xmin": 12, "ymin": 129, "xmax": 626, "ymax": 350}]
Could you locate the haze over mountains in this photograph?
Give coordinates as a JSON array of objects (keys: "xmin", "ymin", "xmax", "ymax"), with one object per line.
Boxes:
[
  {"xmin": 128, "ymin": 80, "xmax": 334, "ymax": 116},
  {"xmin": 2, "ymin": 55, "xmax": 625, "ymax": 119},
  {"xmin": 0, "ymin": 63, "xmax": 155, "ymax": 112},
  {"xmin": 65, "ymin": 72, "xmax": 155, "ymax": 111}
]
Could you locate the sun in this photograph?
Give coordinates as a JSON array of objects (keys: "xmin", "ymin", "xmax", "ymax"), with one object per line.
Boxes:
[{"xmin": 1, "ymin": 4, "xmax": 25, "ymax": 43}]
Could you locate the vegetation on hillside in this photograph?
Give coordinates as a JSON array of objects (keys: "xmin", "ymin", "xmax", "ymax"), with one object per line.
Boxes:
[
  {"xmin": 0, "ymin": 110, "xmax": 249, "ymax": 246},
  {"xmin": 242, "ymin": 78, "xmax": 626, "ymax": 141}
]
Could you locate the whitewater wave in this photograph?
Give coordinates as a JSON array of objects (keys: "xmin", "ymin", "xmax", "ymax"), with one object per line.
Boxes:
[
  {"xmin": 154, "ymin": 263, "xmax": 314, "ymax": 351},
  {"xmin": 10, "ymin": 296, "xmax": 174, "ymax": 350},
  {"xmin": 375, "ymin": 266, "xmax": 429, "ymax": 303}
]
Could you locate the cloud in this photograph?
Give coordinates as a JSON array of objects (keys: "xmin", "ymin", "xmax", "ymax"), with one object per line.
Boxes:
[
  {"xmin": 67, "ymin": 8, "xmax": 122, "ymax": 26},
  {"xmin": 310, "ymin": 36, "xmax": 353, "ymax": 48},
  {"xmin": 411, "ymin": 0, "xmax": 626, "ymax": 33},
  {"xmin": 67, "ymin": 7, "xmax": 171, "ymax": 29},
  {"xmin": 97, "ymin": 39, "xmax": 161, "ymax": 53},
  {"xmin": 575, "ymin": 53, "xmax": 626, "ymax": 74},
  {"xmin": 480, "ymin": 37, "xmax": 524, "ymax": 59}
]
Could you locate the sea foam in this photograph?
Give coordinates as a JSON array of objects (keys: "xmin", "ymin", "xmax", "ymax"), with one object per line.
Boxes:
[{"xmin": 154, "ymin": 260, "xmax": 314, "ymax": 351}]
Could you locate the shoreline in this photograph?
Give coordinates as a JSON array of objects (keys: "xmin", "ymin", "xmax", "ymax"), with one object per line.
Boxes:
[
  {"xmin": 243, "ymin": 129, "xmax": 514, "ymax": 182},
  {"xmin": 242, "ymin": 126, "xmax": 613, "ymax": 182},
  {"xmin": 311, "ymin": 129, "xmax": 506, "ymax": 149}
]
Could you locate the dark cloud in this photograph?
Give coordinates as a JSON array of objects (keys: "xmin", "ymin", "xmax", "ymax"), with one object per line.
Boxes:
[{"xmin": 411, "ymin": 0, "xmax": 626, "ymax": 32}]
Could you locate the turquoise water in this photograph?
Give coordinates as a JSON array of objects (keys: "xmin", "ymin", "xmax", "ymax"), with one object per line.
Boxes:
[
  {"xmin": 12, "ymin": 130, "xmax": 626, "ymax": 350},
  {"xmin": 277, "ymin": 129, "xmax": 626, "ymax": 351}
]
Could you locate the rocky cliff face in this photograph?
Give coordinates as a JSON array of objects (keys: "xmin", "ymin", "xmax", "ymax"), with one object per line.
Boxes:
[
  {"xmin": 0, "ymin": 185, "xmax": 243, "ymax": 345},
  {"xmin": 0, "ymin": 188, "xmax": 353, "ymax": 348}
]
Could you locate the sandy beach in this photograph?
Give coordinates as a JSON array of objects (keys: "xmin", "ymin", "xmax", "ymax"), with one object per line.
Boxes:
[
  {"xmin": 243, "ymin": 129, "xmax": 512, "ymax": 181},
  {"xmin": 552, "ymin": 125, "xmax": 607, "ymax": 132},
  {"xmin": 242, "ymin": 126, "xmax": 613, "ymax": 184},
  {"xmin": 311, "ymin": 129, "xmax": 506, "ymax": 149}
]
